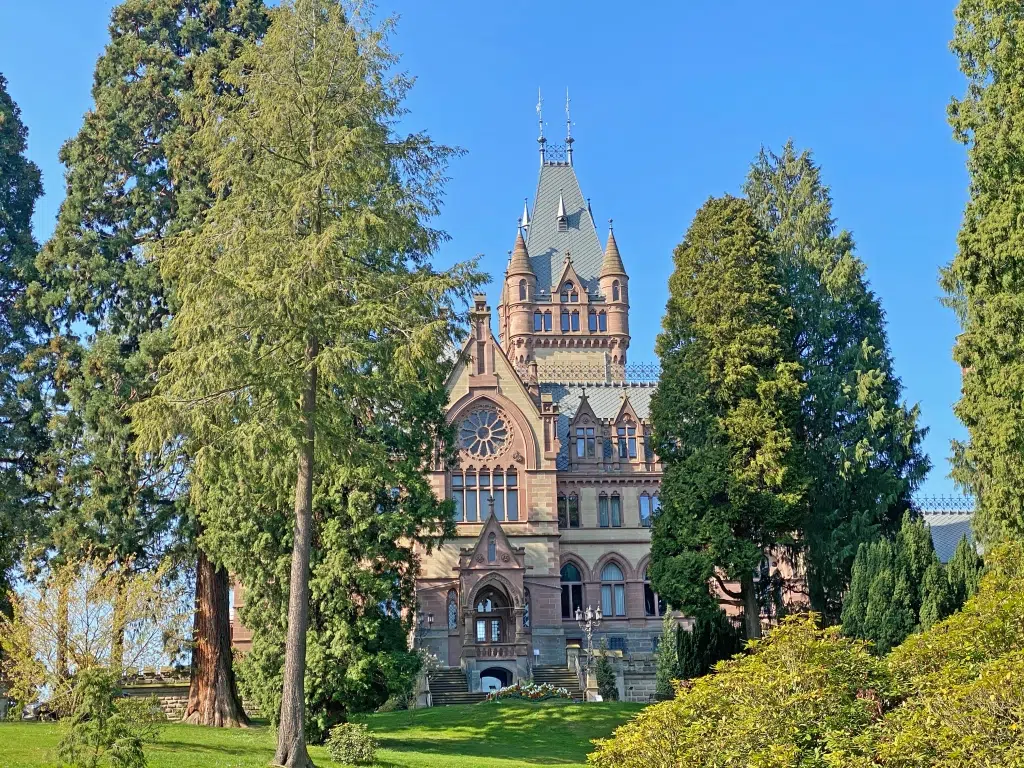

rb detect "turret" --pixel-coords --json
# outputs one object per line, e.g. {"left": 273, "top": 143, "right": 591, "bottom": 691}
{"left": 502, "top": 229, "right": 537, "bottom": 362}
{"left": 599, "top": 220, "right": 630, "bottom": 369}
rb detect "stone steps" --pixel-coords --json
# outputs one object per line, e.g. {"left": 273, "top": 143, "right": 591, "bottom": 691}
{"left": 532, "top": 666, "right": 584, "bottom": 700}
{"left": 429, "top": 669, "right": 487, "bottom": 706}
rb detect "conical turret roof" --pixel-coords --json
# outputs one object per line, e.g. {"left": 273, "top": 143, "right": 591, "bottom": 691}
{"left": 508, "top": 229, "right": 534, "bottom": 277}
{"left": 600, "top": 222, "right": 626, "bottom": 277}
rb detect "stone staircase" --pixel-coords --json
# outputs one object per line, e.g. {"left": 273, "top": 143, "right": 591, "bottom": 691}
{"left": 429, "top": 668, "right": 486, "bottom": 706}
{"left": 532, "top": 665, "right": 585, "bottom": 701}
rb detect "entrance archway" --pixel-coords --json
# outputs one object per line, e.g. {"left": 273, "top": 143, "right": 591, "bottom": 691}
{"left": 480, "top": 666, "right": 512, "bottom": 692}
{"left": 473, "top": 586, "right": 512, "bottom": 645}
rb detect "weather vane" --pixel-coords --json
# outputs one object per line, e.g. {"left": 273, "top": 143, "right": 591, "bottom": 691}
{"left": 536, "top": 88, "right": 544, "bottom": 139}
{"left": 565, "top": 88, "right": 573, "bottom": 139}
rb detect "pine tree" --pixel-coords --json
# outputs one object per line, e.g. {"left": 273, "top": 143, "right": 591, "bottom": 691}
{"left": 595, "top": 640, "right": 619, "bottom": 701}
{"left": 34, "top": 0, "right": 267, "bottom": 724}
{"left": 942, "top": 3, "right": 1024, "bottom": 542}
{"left": 744, "top": 144, "right": 929, "bottom": 624}
{"left": 650, "top": 195, "right": 805, "bottom": 640}
{"left": 655, "top": 614, "right": 679, "bottom": 698}
{"left": 947, "top": 535, "right": 983, "bottom": 607}
{"left": 0, "top": 74, "right": 46, "bottom": 618}
{"left": 132, "top": 1, "right": 481, "bottom": 763}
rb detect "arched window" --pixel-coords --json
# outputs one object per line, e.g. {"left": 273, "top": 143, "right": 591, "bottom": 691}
{"left": 598, "top": 494, "right": 622, "bottom": 528}
{"left": 543, "top": 311, "right": 552, "bottom": 331}
{"left": 612, "top": 280, "right": 620, "bottom": 301}
{"left": 601, "top": 562, "right": 626, "bottom": 616}
{"left": 524, "top": 588, "right": 531, "bottom": 628}
{"left": 534, "top": 311, "right": 543, "bottom": 331}
{"left": 519, "top": 279, "right": 527, "bottom": 300}
{"left": 639, "top": 493, "right": 652, "bottom": 528}
{"left": 570, "top": 310, "right": 580, "bottom": 331}
{"left": 474, "top": 588, "right": 507, "bottom": 643}
{"left": 588, "top": 310, "right": 597, "bottom": 332}
{"left": 643, "top": 568, "right": 666, "bottom": 617}
{"left": 447, "top": 589, "right": 458, "bottom": 629}
{"left": 487, "top": 533, "right": 496, "bottom": 563}
{"left": 561, "top": 310, "right": 570, "bottom": 332}
{"left": 599, "top": 493, "right": 609, "bottom": 528}
{"left": 561, "top": 282, "right": 573, "bottom": 302}
{"left": 598, "top": 311, "right": 607, "bottom": 331}
{"left": 561, "top": 563, "right": 584, "bottom": 618}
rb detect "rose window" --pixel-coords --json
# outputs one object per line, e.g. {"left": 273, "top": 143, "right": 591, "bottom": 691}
{"left": 459, "top": 408, "right": 510, "bottom": 457}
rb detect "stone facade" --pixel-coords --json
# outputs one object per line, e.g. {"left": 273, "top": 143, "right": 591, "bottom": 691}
{"left": 413, "top": 145, "right": 670, "bottom": 695}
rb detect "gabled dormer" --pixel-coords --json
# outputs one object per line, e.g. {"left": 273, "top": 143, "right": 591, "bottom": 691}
{"left": 569, "top": 391, "right": 600, "bottom": 466}
{"left": 460, "top": 512, "right": 526, "bottom": 572}
{"left": 612, "top": 393, "right": 641, "bottom": 462}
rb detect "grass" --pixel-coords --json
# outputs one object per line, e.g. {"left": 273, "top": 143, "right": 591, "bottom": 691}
{"left": 0, "top": 700, "right": 644, "bottom": 767}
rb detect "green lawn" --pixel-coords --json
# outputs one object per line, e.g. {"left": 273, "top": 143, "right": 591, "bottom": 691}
{"left": 0, "top": 700, "right": 643, "bottom": 767}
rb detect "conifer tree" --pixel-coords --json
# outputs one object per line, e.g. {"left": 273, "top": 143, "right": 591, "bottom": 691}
{"left": 942, "top": 2, "right": 1024, "bottom": 542}
{"left": 132, "top": 1, "right": 481, "bottom": 764}
{"left": 650, "top": 196, "right": 805, "bottom": 640}
{"left": 654, "top": 615, "right": 679, "bottom": 698}
{"left": 33, "top": 0, "right": 267, "bottom": 725}
{"left": 0, "top": 74, "right": 46, "bottom": 617}
{"left": 946, "top": 535, "right": 983, "bottom": 607}
{"left": 744, "top": 143, "right": 928, "bottom": 624}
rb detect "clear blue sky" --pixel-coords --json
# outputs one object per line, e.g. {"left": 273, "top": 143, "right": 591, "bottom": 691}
{"left": 0, "top": 1, "right": 967, "bottom": 497}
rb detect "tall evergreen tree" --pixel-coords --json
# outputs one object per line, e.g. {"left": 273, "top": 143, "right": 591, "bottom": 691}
{"left": 650, "top": 196, "right": 805, "bottom": 640}
{"left": 0, "top": 74, "right": 46, "bottom": 618}
{"left": 946, "top": 534, "right": 983, "bottom": 607}
{"left": 942, "top": 3, "right": 1024, "bottom": 543}
{"left": 744, "top": 143, "right": 928, "bottom": 624}
{"left": 33, "top": 0, "right": 267, "bottom": 725}
{"left": 132, "top": 1, "right": 481, "bottom": 764}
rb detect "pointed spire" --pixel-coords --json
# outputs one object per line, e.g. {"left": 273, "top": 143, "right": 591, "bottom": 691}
{"left": 508, "top": 227, "right": 533, "bottom": 277}
{"left": 601, "top": 219, "right": 626, "bottom": 277}
{"left": 556, "top": 190, "right": 566, "bottom": 220}
{"left": 521, "top": 198, "right": 531, "bottom": 230}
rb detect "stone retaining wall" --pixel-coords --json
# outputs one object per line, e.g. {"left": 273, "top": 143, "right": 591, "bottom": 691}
{"left": 122, "top": 683, "right": 189, "bottom": 719}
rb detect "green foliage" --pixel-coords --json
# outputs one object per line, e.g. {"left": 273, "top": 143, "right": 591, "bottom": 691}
{"left": 656, "top": 611, "right": 743, "bottom": 697}
{"left": 650, "top": 195, "right": 805, "bottom": 636}
{"left": 590, "top": 616, "right": 895, "bottom": 768}
{"left": 745, "top": 143, "right": 928, "bottom": 624}
{"left": 946, "top": 535, "right": 983, "bottom": 607}
{"left": 941, "top": 2, "right": 1024, "bottom": 543}
{"left": 842, "top": 514, "right": 958, "bottom": 653}
{"left": 131, "top": 0, "right": 484, "bottom": 743}
{"left": 595, "top": 642, "right": 618, "bottom": 702}
{"left": 57, "top": 668, "right": 164, "bottom": 768}
{"left": 0, "top": 73, "right": 46, "bottom": 617}
{"left": 324, "top": 722, "right": 377, "bottom": 766}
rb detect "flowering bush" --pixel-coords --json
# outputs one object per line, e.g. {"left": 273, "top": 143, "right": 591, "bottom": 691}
{"left": 485, "top": 681, "right": 573, "bottom": 702}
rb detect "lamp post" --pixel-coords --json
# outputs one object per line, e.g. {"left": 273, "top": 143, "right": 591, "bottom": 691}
{"left": 574, "top": 604, "right": 602, "bottom": 669}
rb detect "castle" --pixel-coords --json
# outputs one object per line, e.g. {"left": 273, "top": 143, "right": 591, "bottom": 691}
{"left": 410, "top": 130, "right": 666, "bottom": 698}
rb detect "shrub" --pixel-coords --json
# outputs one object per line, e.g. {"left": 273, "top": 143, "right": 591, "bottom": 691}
{"left": 325, "top": 722, "right": 377, "bottom": 766}
{"left": 57, "top": 668, "right": 164, "bottom": 768}
{"left": 595, "top": 643, "right": 618, "bottom": 701}
{"left": 374, "top": 693, "right": 408, "bottom": 713}
{"left": 589, "top": 616, "right": 894, "bottom": 768}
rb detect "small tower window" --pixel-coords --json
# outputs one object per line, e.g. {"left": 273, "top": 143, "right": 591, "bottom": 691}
{"left": 519, "top": 279, "right": 527, "bottom": 301}
{"left": 534, "top": 311, "right": 543, "bottom": 331}
{"left": 598, "top": 311, "right": 607, "bottom": 332}
{"left": 544, "top": 311, "right": 552, "bottom": 331}
{"left": 588, "top": 311, "right": 597, "bottom": 332}
{"left": 447, "top": 589, "right": 458, "bottom": 628}
{"left": 612, "top": 280, "right": 620, "bottom": 302}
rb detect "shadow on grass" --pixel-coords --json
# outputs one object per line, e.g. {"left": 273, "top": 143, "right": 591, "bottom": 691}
{"left": 153, "top": 740, "right": 263, "bottom": 757}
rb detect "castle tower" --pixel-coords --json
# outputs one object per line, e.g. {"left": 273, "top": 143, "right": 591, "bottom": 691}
{"left": 497, "top": 130, "right": 631, "bottom": 383}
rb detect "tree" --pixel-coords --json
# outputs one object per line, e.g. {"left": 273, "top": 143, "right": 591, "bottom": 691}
{"left": 745, "top": 143, "right": 929, "bottom": 624}
{"left": 595, "top": 641, "right": 619, "bottom": 701}
{"left": 842, "top": 514, "right": 960, "bottom": 653}
{"left": 946, "top": 535, "right": 983, "bottom": 608}
{"left": 132, "top": 1, "right": 481, "bottom": 764}
{"left": 0, "top": 74, "right": 46, "bottom": 620}
{"left": 650, "top": 195, "right": 805, "bottom": 640}
{"left": 33, "top": 0, "right": 267, "bottom": 725}
{"left": 654, "top": 615, "right": 679, "bottom": 698}
{"left": 942, "top": 2, "right": 1024, "bottom": 543}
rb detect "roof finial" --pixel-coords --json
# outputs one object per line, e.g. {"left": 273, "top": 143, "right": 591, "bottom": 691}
{"left": 609, "top": 217, "right": 614, "bottom": 232}
{"left": 557, "top": 190, "right": 566, "bottom": 220}
{"left": 536, "top": 88, "right": 546, "bottom": 165}
{"left": 521, "top": 198, "right": 531, "bottom": 231}
{"left": 565, "top": 88, "right": 574, "bottom": 166}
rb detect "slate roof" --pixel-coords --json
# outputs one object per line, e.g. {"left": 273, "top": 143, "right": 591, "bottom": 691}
{"left": 921, "top": 509, "right": 975, "bottom": 563}
{"left": 526, "top": 162, "right": 605, "bottom": 294}
{"left": 539, "top": 382, "right": 656, "bottom": 470}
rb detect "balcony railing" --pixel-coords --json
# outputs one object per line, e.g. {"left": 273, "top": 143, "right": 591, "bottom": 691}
{"left": 472, "top": 643, "right": 518, "bottom": 659}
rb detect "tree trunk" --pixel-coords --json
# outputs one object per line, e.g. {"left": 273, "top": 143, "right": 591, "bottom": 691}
{"left": 182, "top": 544, "right": 249, "bottom": 727}
{"left": 110, "top": 571, "right": 126, "bottom": 674}
{"left": 741, "top": 573, "right": 762, "bottom": 640}
{"left": 55, "top": 578, "right": 70, "bottom": 680}
{"left": 274, "top": 337, "right": 317, "bottom": 768}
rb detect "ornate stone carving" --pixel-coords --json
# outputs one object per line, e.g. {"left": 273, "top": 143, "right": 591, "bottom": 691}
{"left": 458, "top": 406, "right": 513, "bottom": 459}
